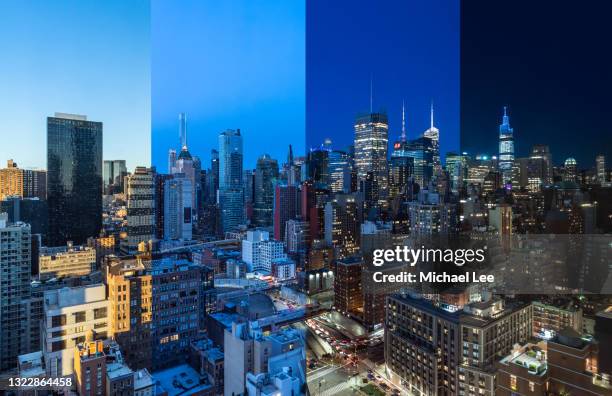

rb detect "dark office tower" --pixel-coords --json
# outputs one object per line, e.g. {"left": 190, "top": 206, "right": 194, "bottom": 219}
{"left": 273, "top": 184, "right": 298, "bottom": 241}
{"left": 498, "top": 106, "right": 515, "bottom": 186}
{"left": 243, "top": 170, "right": 254, "bottom": 222}
{"left": 301, "top": 180, "right": 329, "bottom": 243}
{"left": 154, "top": 173, "right": 173, "bottom": 240}
{"left": 103, "top": 160, "right": 127, "bottom": 195}
{"left": 253, "top": 154, "right": 279, "bottom": 227}
{"left": 307, "top": 144, "right": 330, "bottom": 186}
{"left": 405, "top": 137, "right": 434, "bottom": 188}
{"left": 354, "top": 112, "right": 389, "bottom": 200}
{"left": 218, "top": 129, "right": 244, "bottom": 234}
{"left": 389, "top": 156, "right": 414, "bottom": 199}
{"left": 531, "top": 145, "right": 553, "bottom": 185}
{"left": 47, "top": 113, "right": 102, "bottom": 246}
{"left": 324, "top": 194, "right": 360, "bottom": 258}
{"left": 124, "top": 167, "right": 156, "bottom": 254}
{"left": 0, "top": 214, "right": 31, "bottom": 371}
{"left": 446, "top": 152, "right": 469, "bottom": 193}
{"left": 334, "top": 256, "right": 363, "bottom": 315}
{"left": 0, "top": 196, "right": 48, "bottom": 243}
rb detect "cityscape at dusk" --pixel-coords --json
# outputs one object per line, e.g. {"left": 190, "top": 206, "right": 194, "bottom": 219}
{"left": 0, "top": 1, "right": 611, "bottom": 396}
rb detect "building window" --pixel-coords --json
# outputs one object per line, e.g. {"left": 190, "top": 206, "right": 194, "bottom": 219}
{"left": 74, "top": 311, "right": 86, "bottom": 323}
{"left": 51, "top": 314, "right": 66, "bottom": 327}
{"left": 94, "top": 307, "right": 107, "bottom": 319}
{"left": 510, "top": 375, "right": 517, "bottom": 391}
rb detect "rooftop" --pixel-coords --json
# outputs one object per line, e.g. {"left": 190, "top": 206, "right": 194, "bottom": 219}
{"left": 153, "top": 364, "right": 212, "bottom": 396}
{"left": 107, "top": 362, "right": 133, "bottom": 380}
{"left": 500, "top": 343, "right": 547, "bottom": 376}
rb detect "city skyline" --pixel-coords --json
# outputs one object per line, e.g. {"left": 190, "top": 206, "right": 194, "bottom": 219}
{"left": 461, "top": 0, "right": 612, "bottom": 166}
{"left": 0, "top": 0, "right": 151, "bottom": 171}
{"left": 151, "top": 0, "right": 305, "bottom": 172}
{"left": 306, "top": 0, "right": 460, "bottom": 161}
{"left": 0, "top": 2, "right": 611, "bottom": 396}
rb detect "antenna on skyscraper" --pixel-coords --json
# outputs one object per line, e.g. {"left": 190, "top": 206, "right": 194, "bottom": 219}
{"left": 401, "top": 100, "right": 407, "bottom": 141}
{"left": 179, "top": 112, "right": 187, "bottom": 149}
{"left": 370, "top": 74, "right": 373, "bottom": 113}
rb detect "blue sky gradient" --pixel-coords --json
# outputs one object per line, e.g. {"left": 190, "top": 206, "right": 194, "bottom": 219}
{"left": 0, "top": 0, "right": 151, "bottom": 171}
{"left": 151, "top": 0, "right": 305, "bottom": 172}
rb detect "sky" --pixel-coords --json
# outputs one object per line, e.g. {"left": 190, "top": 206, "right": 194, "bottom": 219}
{"left": 306, "top": 0, "right": 460, "bottom": 162}
{"left": 151, "top": 0, "right": 305, "bottom": 172}
{"left": 461, "top": 0, "right": 612, "bottom": 167}
{"left": 0, "top": 0, "right": 151, "bottom": 171}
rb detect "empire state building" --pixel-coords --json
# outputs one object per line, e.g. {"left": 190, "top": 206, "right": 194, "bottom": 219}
{"left": 498, "top": 106, "right": 515, "bottom": 186}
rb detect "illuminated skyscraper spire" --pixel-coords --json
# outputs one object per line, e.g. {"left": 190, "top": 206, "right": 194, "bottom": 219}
{"left": 423, "top": 100, "right": 441, "bottom": 174}
{"left": 401, "top": 100, "right": 407, "bottom": 142}
{"left": 498, "top": 105, "right": 515, "bottom": 186}
{"left": 430, "top": 100, "right": 435, "bottom": 129}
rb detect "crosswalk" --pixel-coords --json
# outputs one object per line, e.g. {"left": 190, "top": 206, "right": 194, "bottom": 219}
{"left": 320, "top": 381, "right": 350, "bottom": 396}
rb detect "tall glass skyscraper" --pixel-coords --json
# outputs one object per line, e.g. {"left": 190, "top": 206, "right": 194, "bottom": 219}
{"left": 354, "top": 112, "right": 389, "bottom": 198}
{"left": 47, "top": 113, "right": 102, "bottom": 246}
{"left": 498, "top": 106, "right": 515, "bottom": 186}
{"left": 328, "top": 150, "right": 351, "bottom": 194}
{"left": 253, "top": 154, "right": 279, "bottom": 227}
{"left": 218, "top": 129, "right": 244, "bottom": 234}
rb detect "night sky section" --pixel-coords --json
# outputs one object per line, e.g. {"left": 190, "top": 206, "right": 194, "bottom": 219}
{"left": 461, "top": 0, "right": 612, "bottom": 167}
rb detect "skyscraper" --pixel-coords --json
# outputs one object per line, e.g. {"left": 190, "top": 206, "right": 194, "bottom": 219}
{"left": 596, "top": 154, "right": 606, "bottom": 184}
{"left": 0, "top": 214, "right": 31, "bottom": 371}
{"left": 307, "top": 144, "right": 330, "bottom": 187}
{"left": 47, "top": 113, "right": 102, "bottom": 246}
{"left": 354, "top": 112, "right": 389, "bottom": 200}
{"left": 167, "top": 149, "right": 176, "bottom": 174}
{"left": 253, "top": 154, "right": 279, "bottom": 227}
{"left": 405, "top": 137, "right": 434, "bottom": 188}
{"left": 218, "top": 129, "right": 244, "bottom": 234}
{"left": 564, "top": 158, "right": 578, "bottom": 182}
{"left": 390, "top": 105, "right": 415, "bottom": 198}
{"left": 273, "top": 184, "right": 299, "bottom": 241}
{"left": 498, "top": 106, "right": 515, "bottom": 186}
{"left": 328, "top": 149, "right": 351, "bottom": 193}
{"left": 324, "top": 194, "right": 360, "bottom": 258}
{"left": 208, "top": 149, "right": 220, "bottom": 204}
{"left": 531, "top": 145, "right": 553, "bottom": 185}
{"left": 423, "top": 101, "right": 441, "bottom": 174}
{"left": 102, "top": 159, "right": 127, "bottom": 195}
{"left": 170, "top": 114, "right": 197, "bottom": 212}
{"left": 163, "top": 176, "right": 193, "bottom": 241}
{"left": 124, "top": 167, "right": 156, "bottom": 253}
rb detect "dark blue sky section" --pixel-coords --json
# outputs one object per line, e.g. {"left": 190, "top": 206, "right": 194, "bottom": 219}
{"left": 461, "top": 0, "right": 612, "bottom": 166}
